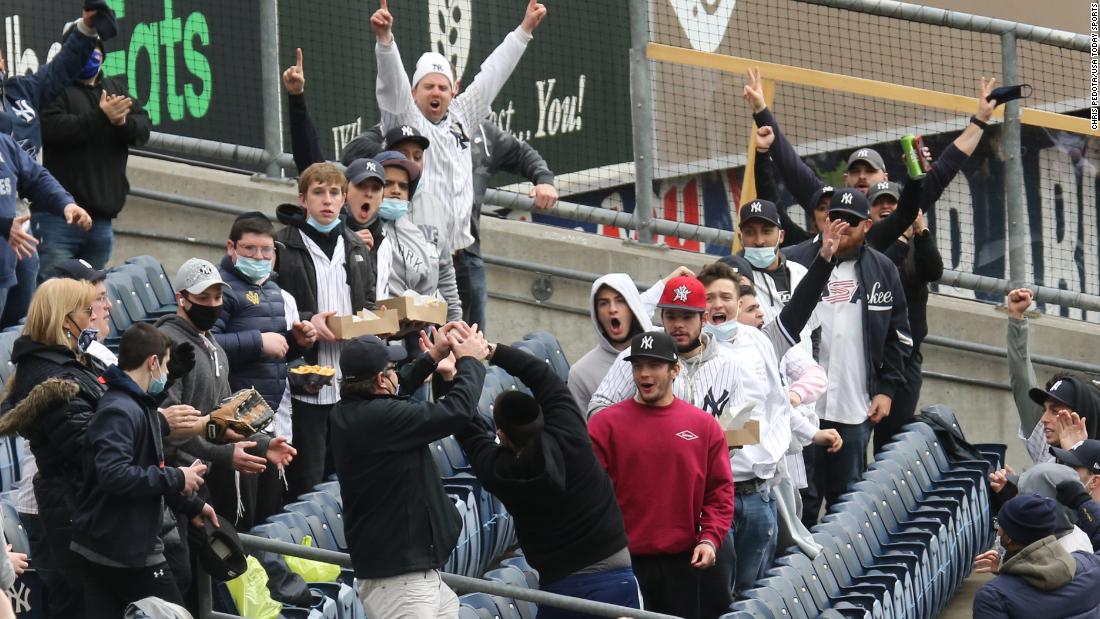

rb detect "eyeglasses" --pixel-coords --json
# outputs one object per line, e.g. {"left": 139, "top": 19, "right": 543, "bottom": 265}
{"left": 235, "top": 243, "right": 276, "bottom": 258}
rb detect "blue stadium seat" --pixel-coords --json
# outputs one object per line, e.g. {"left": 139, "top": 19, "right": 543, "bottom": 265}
{"left": 105, "top": 271, "right": 150, "bottom": 325}
{"left": 444, "top": 485, "right": 481, "bottom": 577}
{"left": 0, "top": 329, "right": 22, "bottom": 386}
{"left": 727, "top": 596, "right": 784, "bottom": 619}
{"left": 126, "top": 255, "right": 177, "bottom": 308}
{"left": 751, "top": 577, "right": 811, "bottom": 619}
{"left": 459, "top": 604, "right": 483, "bottom": 619}
{"left": 484, "top": 566, "right": 535, "bottom": 619}
{"left": 112, "top": 262, "right": 176, "bottom": 316}
{"left": 460, "top": 593, "right": 503, "bottom": 619}
{"left": 500, "top": 555, "right": 539, "bottom": 589}
{"left": 313, "top": 481, "right": 342, "bottom": 506}
{"left": 309, "top": 582, "right": 363, "bottom": 619}
{"left": 285, "top": 501, "right": 340, "bottom": 551}
{"left": 298, "top": 491, "right": 346, "bottom": 551}
{"left": 522, "top": 331, "right": 570, "bottom": 381}
{"left": 815, "top": 524, "right": 914, "bottom": 619}
{"left": 0, "top": 502, "right": 29, "bottom": 556}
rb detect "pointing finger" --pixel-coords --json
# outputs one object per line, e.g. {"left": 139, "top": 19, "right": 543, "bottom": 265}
{"left": 296, "top": 47, "right": 303, "bottom": 70}
{"left": 381, "top": 0, "right": 388, "bottom": 10}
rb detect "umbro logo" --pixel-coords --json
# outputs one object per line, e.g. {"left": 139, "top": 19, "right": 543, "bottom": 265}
{"left": 840, "top": 192, "right": 854, "bottom": 205}
{"left": 639, "top": 335, "right": 654, "bottom": 350}
{"left": 676, "top": 430, "right": 698, "bottom": 441}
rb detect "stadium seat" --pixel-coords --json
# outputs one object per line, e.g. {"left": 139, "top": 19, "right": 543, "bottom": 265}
{"left": 0, "top": 438, "right": 16, "bottom": 493}
{"left": 440, "top": 435, "right": 474, "bottom": 473}
{"left": 432, "top": 440, "right": 458, "bottom": 477}
{"left": 103, "top": 278, "right": 137, "bottom": 334}
{"left": 444, "top": 485, "right": 482, "bottom": 577}
{"left": 0, "top": 502, "right": 29, "bottom": 556}
{"left": 113, "top": 262, "right": 176, "bottom": 316}
{"left": 459, "top": 593, "right": 502, "bottom": 619}
{"left": 106, "top": 271, "right": 150, "bottom": 325}
{"left": 522, "top": 331, "right": 570, "bottom": 381}
{"left": 285, "top": 501, "right": 341, "bottom": 551}
{"left": 483, "top": 566, "right": 535, "bottom": 619}
{"left": 298, "top": 491, "right": 346, "bottom": 551}
{"left": 309, "top": 582, "right": 363, "bottom": 619}
{"left": 727, "top": 596, "right": 785, "bottom": 619}
{"left": 815, "top": 523, "right": 914, "bottom": 619}
{"left": 126, "top": 256, "right": 177, "bottom": 308}
{"left": 500, "top": 555, "right": 539, "bottom": 589}
{"left": 251, "top": 521, "right": 297, "bottom": 544}
{"left": 313, "top": 481, "right": 342, "bottom": 505}
{"left": 751, "top": 577, "right": 810, "bottom": 619}
{"left": 459, "top": 604, "right": 483, "bottom": 619}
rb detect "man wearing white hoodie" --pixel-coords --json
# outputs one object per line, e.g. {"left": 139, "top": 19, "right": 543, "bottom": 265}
{"left": 567, "top": 267, "right": 690, "bottom": 412}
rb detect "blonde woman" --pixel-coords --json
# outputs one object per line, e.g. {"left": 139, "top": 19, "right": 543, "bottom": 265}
{"left": 0, "top": 277, "right": 104, "bottom": 617}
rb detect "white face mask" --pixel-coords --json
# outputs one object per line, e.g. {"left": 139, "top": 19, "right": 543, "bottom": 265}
{"left": 703, "top": 317, "right": 740, "bottom": 341}
{"left": 743, "top": 238, "right": 781, "bottom": 269}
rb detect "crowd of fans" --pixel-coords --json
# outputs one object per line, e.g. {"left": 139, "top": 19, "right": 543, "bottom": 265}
{"left": 0, "top": 1, "right": 1098, "bottom": 619}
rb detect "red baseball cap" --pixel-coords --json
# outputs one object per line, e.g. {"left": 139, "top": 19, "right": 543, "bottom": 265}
{"left": 658, "top": 276, "right": 706, "bottom": 312}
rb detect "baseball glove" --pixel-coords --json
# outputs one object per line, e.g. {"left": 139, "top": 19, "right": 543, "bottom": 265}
{"left": 205, "top": 388, "right": 275, "bottom": 442}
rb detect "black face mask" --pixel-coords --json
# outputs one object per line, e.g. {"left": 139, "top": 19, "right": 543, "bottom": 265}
{"left": 184, "top": 299, "right": 221, "bottom": 332}
{"left": 986, "top": 84, "right": 1032, "bottom": 105}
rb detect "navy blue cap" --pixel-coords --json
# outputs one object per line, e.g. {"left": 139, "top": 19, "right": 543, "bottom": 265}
{"left": 739, "top": 199, "right": 781, "bottom": 227}
{"left": 53, "top": 258, "right": 105, "bottom": 283}
{"left": 383, "top": 125, "right": 430, "bottom": 151}
{"left": 1030, "top": 377, "right": 1078, "bottom": 410}
{"left": 1051, "top": 439, "right": 1100, "bottom": 474}
{"left": 340, "top": 335, "right": 407, "bottom": 382}
{"left": 345, "top": 158, "right": 384, "bottom": 186}
{"left": 829, "top": 188, "right": 871, "bottom": 220}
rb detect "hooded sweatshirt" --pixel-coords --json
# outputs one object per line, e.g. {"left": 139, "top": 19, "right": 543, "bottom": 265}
{"left": 973, "top": 535, "right": 1100, "bottom": 618}
{"left": 567, "top": 274, "right": 660, "bottom": 411}
{"left": 1017, "top": 463, "right": 1096, "bottom": 554}
{"left": 375, "top": 215, "right": 462, "bottom": 322}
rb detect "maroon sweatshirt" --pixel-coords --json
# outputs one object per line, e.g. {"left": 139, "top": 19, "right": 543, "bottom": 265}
{"left": 589, "top": 397, "right": 734, "bottom": 556}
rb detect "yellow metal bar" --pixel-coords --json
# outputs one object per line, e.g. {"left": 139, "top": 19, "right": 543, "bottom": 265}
{"left": 646, "top": 42, "right": 1096, "bottom": 135}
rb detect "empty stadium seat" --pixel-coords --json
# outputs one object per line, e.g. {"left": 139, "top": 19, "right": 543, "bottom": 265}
{"left": 0, "top": 329, "right": 21, "bottom": 386}
{"left": 483, "top": 566, "right": 535, "bottom": 619}
{"left": 126, "top": 256, "right": 177, "bottom": 308}
{"left": 298, "top": 491, "right": 346, "bottom": 551}
{"left": 459, "top": 593, "right": 502, "bottom": 619}
{"left": 522, "top": 331, "right": 570, "bottom": 381}
{"left": 0, "top": 502, "right": 29, "bottom": 556}
{"left": 500, "top": 555, "right": 539, "bottom": 589}
{"left": 309, "top": 582, "right": 363, "bottom": 619}
{"left": 285, "top": 501, "right": 340, "bottom": 552}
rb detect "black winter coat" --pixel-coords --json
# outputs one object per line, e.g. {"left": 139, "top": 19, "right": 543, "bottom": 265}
{"left": 331, "top": 353, "right": 485, "bottom": 578}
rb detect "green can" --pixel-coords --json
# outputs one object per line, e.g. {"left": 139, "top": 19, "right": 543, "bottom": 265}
{"left": 900, "top": 134, "right": 925, "bottom": 179}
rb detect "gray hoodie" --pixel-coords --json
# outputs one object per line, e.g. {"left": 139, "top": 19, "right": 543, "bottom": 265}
{"left": 567, "top": 274, "right": 659, "bottom": 411}
{"left": 376, "top": 216, "right": 463, "bottom": 322}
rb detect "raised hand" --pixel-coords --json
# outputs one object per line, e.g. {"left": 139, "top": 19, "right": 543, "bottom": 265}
{"left": 521, "top": 0, "right": 548, "bottom": 34}
{"left": 664, "top": 265, "right": 695, "bottom": 282}
{"left": 1005, "top": 287, "right": 1033, "bottom": 320}
{"left": 973, "top": 549, "right": 1001, "bottom": 574}
{"left": 989, "top": 468, "right": 1009, "bottom": 493}
{"left": 449, "top": 323, "right": 490, "bottom": 361}
{"left": 977, "top": 76, "right": 997, "bottom": 122}
{"left": 754, "top": 126, "right": 775, "bottom": 152}
{"left": 6, "top": 214, "right": 38, "bottom": 260}
{"left": 1057, "top": 409, "right": 1088, "bottom": 449}
{"left": 742, "top": 67, "right": 766, "bottom": 113}
{"left": 818, "top": 217, "right": 848, "bottom": 262}
{"left": 282, "top": 47, "right": 305, "bottom": 95}
{"left": 371, "top": 0, "right": 394, "bottom": 44}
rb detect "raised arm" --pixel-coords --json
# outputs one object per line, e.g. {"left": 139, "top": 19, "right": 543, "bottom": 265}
{"left": 372, "top": 0, "right": 417, "bottom": 126}
{"left": 867, "top": 177, "right": 923, "bottom": 251}
{"left": 743, "top": 68, "right": 826, "bottom": 210}
{"left": 1006, "top": 288, "right": 1044, "bottom": 434}
{"left": 490, "top": 344, "right": 583, "bottom": 432}
{"left": 450, "top": 1, "right": 545, "bottom": 124}
{"left": 282, "top": 48, "right": 326, "bottom": 172}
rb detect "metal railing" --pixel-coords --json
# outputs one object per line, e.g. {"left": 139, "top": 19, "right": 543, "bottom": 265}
{"left": 199, "top": 534, "right": 678, "bottom": 619}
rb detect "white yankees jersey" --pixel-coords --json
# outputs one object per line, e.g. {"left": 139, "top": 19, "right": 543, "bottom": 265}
{"left": 375, "top": 28, "right": 533, "bottom": 253}
{"left": 295, "top": 231, "right": 352, "bottom": 406}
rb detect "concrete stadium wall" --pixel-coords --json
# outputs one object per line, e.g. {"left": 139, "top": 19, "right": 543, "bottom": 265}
{"left": 119, "top": 156, "right": 1100, "bottom": 471}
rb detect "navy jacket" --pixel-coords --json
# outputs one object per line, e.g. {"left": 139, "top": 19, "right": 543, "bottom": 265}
{"left": 974, "top": 547, "right": 1100, "bottom": 618}
{"left": 0, "top": 25, "right": 96, "bottom": 159}
{"left": 213, "top": 256, "right": 306, "bottom": 408}
{"left": 786, "top": 241, "right": 913, "bottom": 400}
{"left": 72, "top": 365, "right": 203, "bottom": 567}
{"left": 0, "top": 134, "right": 73, "bottom": 288}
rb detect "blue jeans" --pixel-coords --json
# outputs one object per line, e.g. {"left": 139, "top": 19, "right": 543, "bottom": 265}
{"left": 539, "top": 567, "right": 641, "bottom": 619}
{"left": 0, "top": 252, "right": 39, "bottom": 329}
{"left": 732, "top": 486, "right": 778, "bottom": 593}
{"left": 454, "top": 250, "right": 487, "bottom": 333}
{"left": 32, "top": 212, "right": 114, "bottom": 283}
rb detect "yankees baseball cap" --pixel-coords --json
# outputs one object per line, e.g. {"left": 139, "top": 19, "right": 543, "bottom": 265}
{"left": 375, "top": 150, "right": 422, "bottom": 184}
{"left": 173, "top": 258, "right": 229, "bottom": 295}
{"left": 867, "top": 181, "right": 902, "bottom": 204}
{"left": 1050, "top": 439, "right": 1100, "bottom": 473}
{"left": 412, "top": 52, "right": 454, "bottom": 88}
{"left": 719, "top": 254, "right": 754, "bottom": 279}
{"left": 1030, "top": 377, "right": 1078, "bottom": 409}
{"left": 847, "top": 148, "right": 886, "bottom": 172}
{"left": 345, "top": 158, "right": 385, "bottom": 186}
{"left": 657, "top": 276, "right": 706, "bottom": 312}
{"left": 53, "top": 258, "right": 105, "bottom": 283}
{"left": 340, "top": 335, "right": 407, "bottom": 382}
{"left": 739, "top": 199, "right": 781, "bottom": 227}
{"left": 383, "top": 125, "right": 430, "bottom": 151}
{"left": 829, "top": 188, "right": 871, "bottom": 220}
{"left": 624, "top": 331, "right": 679, "bottom": 364}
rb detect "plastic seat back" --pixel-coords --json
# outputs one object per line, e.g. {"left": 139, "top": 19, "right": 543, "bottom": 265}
{"left": 298, "top": 491, "right": 346, "bottom": 551}
{"left": 285, "top": 501, "right": 340, "bottom": 551}
{"left": 523, "top": 331, "right": 570, "bottom": 380}
{"left": 127, "top": 255, "right": 176, "bottom": 307}
{"left": 483, "top": 566, "right": 535, "bottom": 619}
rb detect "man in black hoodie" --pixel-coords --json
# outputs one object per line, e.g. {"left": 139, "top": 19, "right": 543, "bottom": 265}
{"left": 332, "top": 323, "right": 489, "bottom": 614}
{"left": 455, "top": 344, "right": 639, "bottom": 615}
{"left": 72, "top": 323, "right": 216, "bottom": 618}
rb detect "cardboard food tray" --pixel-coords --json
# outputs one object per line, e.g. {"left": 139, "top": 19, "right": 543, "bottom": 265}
{"left": 725, "top": 420, "right": 761, "bottom": 448}
{"left": 378, "top": 295, "right": 448, "bottom": 326}
{"left": 327, "top": 308, "right": 400, "bottom": 339}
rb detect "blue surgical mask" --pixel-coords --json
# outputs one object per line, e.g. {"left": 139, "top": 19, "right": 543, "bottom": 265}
{"left": 703, "top": 320, "right": 740, "bottom": 341}
{"left": 306, "top": 216, "right": 341, "bottom": 233}
{"left": 235, "top": 256, "right": 272, "bottom": 283}
{"left": 743, "top": 242, "right": 779, "bottom": 269}
{"left": 378, "top": 198, "right": 410, "bottom": 221}
{"left": 78, "top": 51, "right": 103, "bottom": 80}
{"left": 148, "top": 359, "right": 168, "bottom": 395}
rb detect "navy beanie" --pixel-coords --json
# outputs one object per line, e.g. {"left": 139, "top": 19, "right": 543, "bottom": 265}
{"left": 998, "top": 494, "right": 1057, "bottom": 546}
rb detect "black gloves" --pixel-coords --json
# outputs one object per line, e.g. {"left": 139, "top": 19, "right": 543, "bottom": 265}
{"left": 168, "top": 341, "right": 197, "bottom": 382}
{"left": 1056, "top": 479, "right": 1093, "bottom": 510}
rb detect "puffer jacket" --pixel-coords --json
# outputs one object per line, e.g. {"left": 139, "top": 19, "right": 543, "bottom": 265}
{"left": 0, "top": 336, "right": 106, "bottom": 511}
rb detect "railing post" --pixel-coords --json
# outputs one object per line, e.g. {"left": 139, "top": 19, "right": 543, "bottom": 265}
{"left": 1000, "top": 32, "right": 1026, "bottom": 288}
{"left": 628, "top": 0, "right": 658, "bottom": 245}
{"left": 259, "top": 0, "right": 283, "bottom": 178}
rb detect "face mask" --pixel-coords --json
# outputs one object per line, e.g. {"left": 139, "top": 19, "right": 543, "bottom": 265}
{"left": 378, "top": 198, "right": 410, "bottom": 221}
{"left": 184, "top": 299, "right": 221, "bottom": 332}
{"left": 986, "top": 84, "right": 1032, "bottom": 106}
{"left": 704, "top": 320, "right": 740, "bottom": 341}
{"left": 235, "top": 256, "right": 272, "bottom": 283}
{"left": 78, "top": 52, "right": 103, "bottom": 80}
{"left": 148, "top": 358, "right": 168, "bottom": 395}
{"left": 306, "top": 216, "right": 341, "bottom": 234}
{"left": 66, "top": 315, "right": 98, "bottom": 353}
{"left": 744, "top": 241, "right": 780, "bottom": 269}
